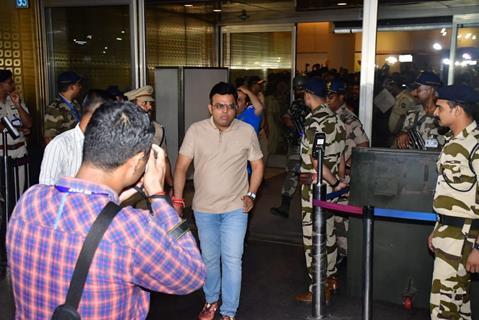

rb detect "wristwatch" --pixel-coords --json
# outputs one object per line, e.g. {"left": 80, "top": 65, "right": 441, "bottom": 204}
{"left": 246, "top": 192, "right": 257, "bottom": 201}
{"left": 474, "top": 242, "right": 479, "bottom": 251}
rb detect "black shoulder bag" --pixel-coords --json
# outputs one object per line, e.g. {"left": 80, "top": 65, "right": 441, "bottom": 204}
{"left": 51, "top": 202, "right": 122, "bottom": 320}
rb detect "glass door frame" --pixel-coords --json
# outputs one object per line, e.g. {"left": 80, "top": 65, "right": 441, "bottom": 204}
{"left": 40, "top": 0, "right": 144, "bottom": 103}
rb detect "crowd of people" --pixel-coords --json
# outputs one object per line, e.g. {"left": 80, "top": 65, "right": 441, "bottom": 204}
{"left": 0, "top": 64, "right": 478, "bottom": 320}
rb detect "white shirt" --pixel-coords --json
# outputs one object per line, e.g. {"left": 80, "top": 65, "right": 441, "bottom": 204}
{"left": 0, "top": 95, "right": 29, "bottom": 158}
{"left": 39, "top": 124, "right": 84, "bottom": 185}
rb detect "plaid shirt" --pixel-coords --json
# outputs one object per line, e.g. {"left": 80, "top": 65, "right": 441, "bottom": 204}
{"left": 7, "top": 177, "right": 205, "bottom": 319}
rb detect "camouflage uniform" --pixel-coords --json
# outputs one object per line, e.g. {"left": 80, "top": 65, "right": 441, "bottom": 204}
{"left": 388, "top": 89, "right": 420, "bottom": 135}
{"left": 431, "top": 121, "right": 479, "bottom": 320}
{"left": 281, "top": 98, "right": 310, "bottom": 197}
{"left": 401, "top": 106, "right": 445, "bottom": 151}
{"left": 300, "top": 104, "right": 346, "bottom": 291}
{"left": 43, "top": 96, "right": 81, "bottom": 140}
{"left": 334, "top": 104, "right": 369, "bottom": 257}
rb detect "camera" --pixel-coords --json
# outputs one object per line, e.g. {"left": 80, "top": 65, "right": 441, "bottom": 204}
{"left": 1, "top": 117, "right": 20, "bottom": 139}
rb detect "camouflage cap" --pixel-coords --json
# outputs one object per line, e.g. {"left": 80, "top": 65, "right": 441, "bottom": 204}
{"left": 437, "top": 85, "right": 479, "bottom": 104}
{"left": 124, "top": 85, "right": 155, "bottom": 102}
{"left": 413, "top": 71, "right": 442, "bottom": 89}
{"left": 327, "top": 79, "right": 346, "bottom": 94}
{"left": 303, "top": 77, "right": 327, "bottom": 98}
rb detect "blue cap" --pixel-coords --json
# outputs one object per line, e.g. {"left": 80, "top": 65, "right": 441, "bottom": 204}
{"left": 327, "top": 79, "right": 346, "bottom": 94}
{"left": 57, "top": 71, "right": 82, "bottom": 85}
{"left": 304, "top": 78, "right": 327, "bottom": 98}
{"left": 437, "top": 85, "right": 479, "bottom": 104}
{"left": 414, "top": 71, "right": 442, "bottom": 88}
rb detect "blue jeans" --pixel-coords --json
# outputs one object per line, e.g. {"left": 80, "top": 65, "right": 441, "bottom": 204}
{"left": 194, "top": 209, "right": 248, "bottom": 317}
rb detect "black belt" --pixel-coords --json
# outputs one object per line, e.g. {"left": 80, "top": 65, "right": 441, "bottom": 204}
{"left": 438, "top": 215, "right": 479, "bottom": 230}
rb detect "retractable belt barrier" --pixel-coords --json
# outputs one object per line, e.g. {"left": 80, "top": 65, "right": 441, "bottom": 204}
{"left": 311, "top": 186, "right": 436, "bottom": 320}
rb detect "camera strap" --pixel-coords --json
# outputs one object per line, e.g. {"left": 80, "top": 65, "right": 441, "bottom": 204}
{"left": 54, "top": 202, "right": 121, "bottom": 315}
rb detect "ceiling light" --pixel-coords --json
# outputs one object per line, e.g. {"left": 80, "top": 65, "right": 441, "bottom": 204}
{"left": 399, "top": 54, "right": 413, "bottom": 62}
{"left": 458, "top": 34, "right": 462, "bottom": 39}
{"left": 213, "top": 9, "right": 222, "bottom": 12}
{"left": 442, "top": 32, "right": 447, "bottom": 37}
{"left": 442, "top": 58, "right": 450, "bottom": 65}
{"left": 465, "top": 33, "right": 472, "bottom": 39}
{"left": 86, "top": 35, "right": 92, "bottom": 39}
{"left": 441, "top": 28, "right": 446, "bottom": 33}
{"left": 116, "top": 37, "right": 122, "bottom": 41}
{"left": 337, "top": 2, "right": 347, "bottom": 5}
{"left": 432, "top": 43, "right": 442, "bottom": 50}
{"left": 385, "top": 56, "right": 398, "bottom": 64}
{"left": 104, "top": 46, "right": 108, "bottom": 49}
{"left": 473, "top": 35, "right": 477, "bottom": 40}
{"left": 463, "top": 53, "right": 472, "bottom": 60}
{"left": 121, "top": 30, "right": 125, "bottom": 34}
{"left": 184, "top": 4, "right": 193, "bottom": 7}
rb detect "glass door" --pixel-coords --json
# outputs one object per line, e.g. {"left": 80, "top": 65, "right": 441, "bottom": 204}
{"left": 42, "top": 0, "right": 139, "bottom": 100}
{"left": 448, "top": 14, "right": 479, "bottom": 89}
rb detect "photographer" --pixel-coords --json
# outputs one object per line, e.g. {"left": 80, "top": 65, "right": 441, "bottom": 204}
{"left": 6, "top": 101, "right": 205, "bottom": 319}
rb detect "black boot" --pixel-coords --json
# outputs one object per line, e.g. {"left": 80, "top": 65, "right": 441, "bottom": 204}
{"left": 270, "top": 195, "right": 291, "bottom": 218}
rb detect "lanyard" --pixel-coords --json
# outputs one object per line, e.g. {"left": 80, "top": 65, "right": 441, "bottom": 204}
{"left": 58, "top": 95, "right": 81, "bottom": 122}
{"left": 55, "top": 185, "right": 111, "bottom": 197}
{"left": 53, "top": 185, "right": 112, "bottom": 229}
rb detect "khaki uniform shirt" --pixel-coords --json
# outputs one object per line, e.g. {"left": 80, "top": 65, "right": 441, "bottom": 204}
{"left": 402, "top": 107, "right": 445, "bottom": 150}
{"left": 300, "top": 105, "right": 346, "bottom": 188}
{"left": 336, "top": 104, "right": 369, "bottom": 161}
{"left": 0, "top": 95, "right": 28, "bottom": 158}
{"left": 434, "top": 121, "right": 479, "bottom": 219}
{"left": 388, "top": 90, "right": 420, "bottom": 135}
{"left": 152, "top": 121, "right": 167, "bottom": 151}
{"left": 179, "top": 117, "right": 263, "bottom": 213}
{"left": 44, "top": 96, "right": 81, "bottom": 140}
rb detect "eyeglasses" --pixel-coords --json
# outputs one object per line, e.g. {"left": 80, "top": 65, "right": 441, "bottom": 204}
{"left": 213, "top": 103, "right": 237, "bottom": 111}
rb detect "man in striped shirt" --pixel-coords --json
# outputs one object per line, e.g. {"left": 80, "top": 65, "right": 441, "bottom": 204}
{"left": 7, "top": 101, "right": 205, "bottom": 319}
{"left": 39, "top": 90, "right": 110, "bottom": 185}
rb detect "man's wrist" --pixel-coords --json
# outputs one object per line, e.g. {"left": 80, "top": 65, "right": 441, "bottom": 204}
{"left": 473, "top": 242, "right": 479, "bottom": 251}
{"left": 246, "top": 191, "right": 256, "bottom": 201}
{"left": 144, "top": 186, "right": 164, "bottom": 196}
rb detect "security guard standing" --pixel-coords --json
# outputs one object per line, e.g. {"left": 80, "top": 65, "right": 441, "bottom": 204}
{"left": 295, "top": 78, "right": 346, "bottom": 303}
{"left": 326, "top": 79, "right": 369, "bottom": 261}
{"left": 396, "top": 72, "right": 446, "bottom": 150}
{"left": 271, "top": 75, "right": 310, "bottom": 218}
{"left": 388, "top": 82, "right": 419, "bottom": 136}
{"left": 429, "top": 84, "right": 479, "bottom": 320}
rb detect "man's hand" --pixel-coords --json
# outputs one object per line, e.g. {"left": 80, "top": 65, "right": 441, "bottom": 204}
{"left": 334, "top": 180, "right": 348, "bottom": 192}
{"left": 300, "top": 173, "right": 313, "bottom": 185}
{"left": 466, "top": 248, "right": 479, "bottom": 273}
{"left": 427, "top": 230, "right": 435, "bottom": 252}
{"left": 396, "top": 132, "right": 410, "bottom": 149}
{"left": 10, "top": 92, "right": 20, "bottom": 106}
{"left": 241, "top": 195, "right": 254, "bottom": 213}
{"left": 143, "top": 144, "right": 166, "bottom": 196}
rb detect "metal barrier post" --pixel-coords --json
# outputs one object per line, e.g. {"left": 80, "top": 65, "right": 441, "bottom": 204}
{"left": 2, "top": 129, "right": 9, "bottom": 224}
{"left": 310, "top": 133, "right": 327, "bottom": 320}
{"left": 362, "top": 206, "right": 374, "bottom": 320}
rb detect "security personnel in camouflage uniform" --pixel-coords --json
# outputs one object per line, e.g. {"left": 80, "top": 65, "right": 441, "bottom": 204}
{"left": 388, "top": 85, "right": 419, "bottom": 136}
{"left": 271, "top": 75, "right": 310, "bottom": 218}
{"left": 295, "top": 78, "right": 347, "bottom": 303}
{"left": 396, "top": 72, "right": 446, "bottom": 150}
{"left": 43, "top": 71, "right": 82, "bottom": 145}
{"left": 326, "top": 79, "right": 369, "bottom": 260}
{"left": 429, "top": 85, "right": 479, "bottom": 320}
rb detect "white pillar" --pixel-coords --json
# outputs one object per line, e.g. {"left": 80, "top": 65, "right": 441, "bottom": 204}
{"left": 359, "top": 0, "right": 379, "bottom": 143}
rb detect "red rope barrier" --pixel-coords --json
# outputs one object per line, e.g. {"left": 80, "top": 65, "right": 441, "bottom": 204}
{"left": 313, "top": 200, "right": 363, "bottom": 216}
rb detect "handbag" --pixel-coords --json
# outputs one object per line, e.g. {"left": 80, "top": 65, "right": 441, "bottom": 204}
{"left": 51, "top": 202, "right": 121, "bottom": 320}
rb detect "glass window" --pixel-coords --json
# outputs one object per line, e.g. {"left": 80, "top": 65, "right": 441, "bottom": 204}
{"left": 223, "top": 30, "right": 292, "bottom": 156}
{"left": 453, "top": 25, "right": 479, "bottom": 90}
{"left": 145, "top": 3, "right": 215, "bottom": 83}
{"left": 45, "top": 6, "right": 131, "bottom": 96}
